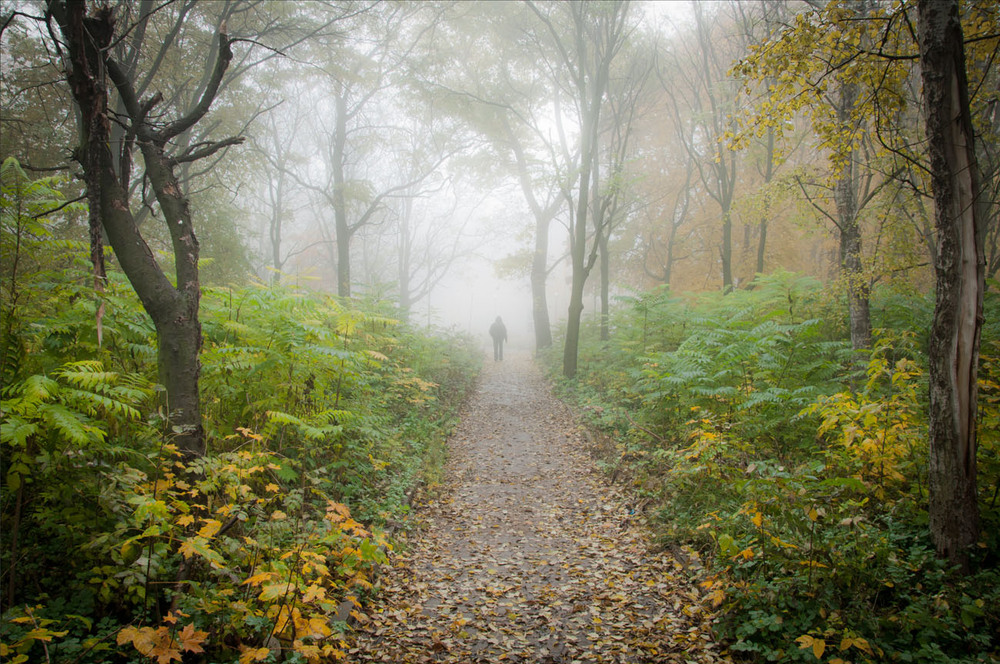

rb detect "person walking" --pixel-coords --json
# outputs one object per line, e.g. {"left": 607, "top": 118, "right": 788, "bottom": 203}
{"left": 489, "top": 316, "right": 508, "bottom": 361}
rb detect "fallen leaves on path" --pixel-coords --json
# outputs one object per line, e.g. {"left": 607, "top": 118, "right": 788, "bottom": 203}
{"left": 347, "top": 353, "right": 730, "bottom": 663}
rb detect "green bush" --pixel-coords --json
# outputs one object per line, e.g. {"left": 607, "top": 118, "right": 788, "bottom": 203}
{"left": 543, "top": 272, "right": 1000, "bottom": 664}
{"left": 1, "top": 162, "right": 481, "bottom": 663}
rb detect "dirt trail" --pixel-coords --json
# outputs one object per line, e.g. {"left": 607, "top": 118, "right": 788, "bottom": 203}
{"left": 348, "top": 352, "right": 729, "bottom": 663}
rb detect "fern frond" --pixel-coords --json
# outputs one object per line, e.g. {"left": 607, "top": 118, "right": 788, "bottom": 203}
{"left": 53, "top": 361, "right": 120, "bottom": 390}
{"left": 37, "top": 402, "right": 105, "bottom": 445}
{"left": 62, "top": 387, "right": 143, "bottom": 420}
{"left": 19, "top": 374, "right": 60, "bottom": 404}
{"left": 0, "top": 416, "right": 38, "bottom": 447}
{"left": 264, "top": 410, "right": 333, "bottom": 441}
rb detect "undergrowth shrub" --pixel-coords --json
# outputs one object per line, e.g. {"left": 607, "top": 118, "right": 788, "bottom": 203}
{"left": 544, "top": 272, "right": 1000, "bottom": 664}
{"left": 1, "top": 161, "right": 481, "bottom": 663}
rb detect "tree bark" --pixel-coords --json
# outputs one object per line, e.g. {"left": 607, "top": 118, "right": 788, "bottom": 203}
{"left": 333, "top": 93, "right": 352, "bottom": 298}
{"left": 917, "top": 0, "right": 984, "bottom": 570}
{"left": 530, "top": 216, "right": 554, "bottom": 351}
{"left": 49, "top": 0, "right": 236, "bottom": 458}
{"left": 756, "top": 126, "right": 775, "bottom": 277}
{"left": 554, "top": 1, "right": 626, "bottom": 378}
{"left": 833, "top": 79, "right": 872, "bottom": 351}
{"left": 504, "top": 118, "right": 556, "bottom": 352}
{"left": 599, "top": 230, "right": 610, "bottom": 342}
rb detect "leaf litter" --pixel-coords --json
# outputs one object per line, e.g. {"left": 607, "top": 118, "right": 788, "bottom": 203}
{"left": 348, "top": 353, "right": 731, "bottom": 663}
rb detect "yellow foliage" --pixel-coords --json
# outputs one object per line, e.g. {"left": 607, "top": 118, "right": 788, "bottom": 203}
{"left": 239, "top": 646, "right": 272, "bottom": 663}
{"left": 116, "top": 623, "right": 206, "bottom": 664}
{"left": 796, "top": 634, "right": 826, "bottom": 659}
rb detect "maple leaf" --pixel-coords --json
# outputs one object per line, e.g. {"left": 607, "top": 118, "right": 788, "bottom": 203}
{"left": 302, "top": 584, "right": 327, "bottom": 603}
{"left": 326, "top": 501, "right": 352, "bottom": 522}
{"left": 198, "top": 519, "right": 222, "bottom": 538}
{"left": 116, "top": 626, "right": 140, "bottom": 647}
{"left": 239, "top": 646, "right": 272, "bottom": 664}
{"left": 177, "top": 536, "right": 223, "bottom": 564}
{"left": 260, "top": 582, "right": 294, "bottom": 601}
{"left": 177, "top": 624, "right": 207, "bottom": 653}
{"left": 117, "top": 625, "right": 157, "bottom": 655}
{"left": 243, "top": 571, "right": 278, "bottom": 587}
{"left": 148, "top": 635, "right": 182, "bottom": 664}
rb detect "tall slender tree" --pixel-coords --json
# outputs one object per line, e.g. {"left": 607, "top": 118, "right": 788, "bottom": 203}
{"left": 526, "top": 0, "right": 634, "bottom": 378}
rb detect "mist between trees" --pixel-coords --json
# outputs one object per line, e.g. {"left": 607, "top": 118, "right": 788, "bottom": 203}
{"left": 1, "top": 1, "right": 999, "bottom": 663}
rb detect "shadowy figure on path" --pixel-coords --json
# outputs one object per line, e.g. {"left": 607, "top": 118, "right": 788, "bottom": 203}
{"left": 489, "top": 316, "right": 508, "bottom": 361}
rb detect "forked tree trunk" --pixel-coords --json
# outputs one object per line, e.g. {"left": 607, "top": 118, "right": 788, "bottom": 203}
{"left": 917, "top": 0, "right": 984, "bottom": 570}
{"left": 50, "top": 0, "right": 236, "bottom": 458}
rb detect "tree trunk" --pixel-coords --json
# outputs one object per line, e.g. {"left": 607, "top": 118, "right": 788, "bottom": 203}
{"left": 333, "top": 93, "right": 352, "bottom": 298}
{"left": 834, "top": 80, "right": 872, "bottom": 351}
{"left": 599, "top": 216, "right": 610, "bottom": 342}
{"left": 562, "top": 269, "right": 587, "bottom": 378}
{"left": 530, "top": 216, "right": 553, "bottom": 352}
{"left": 563, "top": 183, "right": 591, "bottom": 378}
{"left": 917, "top": 0, "right": 984, "bottom": 570}
{"left": 721, "top": 208, "right": 734, "bottom": 292}
{"left": 756, "top": 127, "right": 775, "bottom": 277}
{"left": 563, "top": 92, "right": 600, "bottom": 379}
{"left": 505, "top": 117, "right": 556, "bottom": 353}
{"left": 50, "top": 0, "right": 235, "bottom": 458}
{"left": 398, "top": 196, "right": 413, "bottom": 319}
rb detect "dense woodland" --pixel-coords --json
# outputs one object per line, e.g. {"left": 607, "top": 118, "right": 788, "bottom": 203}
{"left": 1, "top": 0, "right": 999, "bottom": 662}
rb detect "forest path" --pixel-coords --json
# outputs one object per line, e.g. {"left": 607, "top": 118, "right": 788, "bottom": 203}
{"left": 348, "top": 351, "right": 729, "bottom": 663}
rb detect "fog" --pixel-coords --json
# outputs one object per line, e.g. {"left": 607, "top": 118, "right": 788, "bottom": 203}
{"left": 211, "top": 0, "right": 705, "bottom": 357}
{"left": 7, "top": 0, "right": 891, "bottom": 362}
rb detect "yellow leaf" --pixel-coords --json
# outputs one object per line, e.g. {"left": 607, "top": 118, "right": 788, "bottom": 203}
{"left": 178, "top": 539, "right": 200, "bottom": 560}
{"left": 307, "top": 616, "right": 333, "bottom": 638}
{"left": 21, "top": 628, "right": 68, "bottom": 641}
{"left": 243, "top": 572, "right": 277, "bottom": 587}
{"left": 198, "top": 519, "right": 222, "bottom": 539}
{"left": 797, "top": 634, "right": 826, "bottom": 659}
{"left": 807, "top": 507, "right": 819, "bottom": 522}
{"left": 117, "top": 626, "right": 140, "bottom": 647}
{"left": 148, "top": 636, "right": 182, "bottom": 664}
{"left": 239, "top": 646, "right": 272, "bottom": 664}
{"left": 751, "top": 511, "right": 764, "bottom": 528}
{"left": 270, "top": 510, "right": 287, "bottom": 521}
{"left": 260, "top": 582, "right": 293, "bottom": 601}
{"left": 798, "top": 560, "right": 829, "bottom": 568}
{"left": 177, "top": 624, "right": 207, "bottom": 653}
{"left": 302, "top": 584, "right": 327, "bottom": 603}
{"left": 176, "top": 515, "right": 195, "bottom": 527}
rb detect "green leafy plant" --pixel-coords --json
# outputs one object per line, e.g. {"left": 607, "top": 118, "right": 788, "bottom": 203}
{"left": 543, "top": 273, "right": 1000, "bottom": 664}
